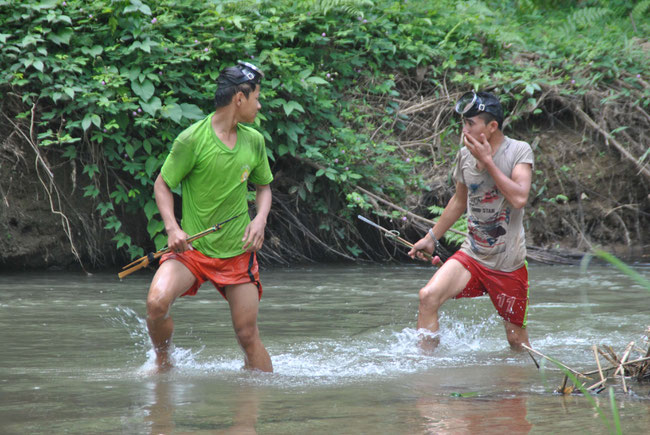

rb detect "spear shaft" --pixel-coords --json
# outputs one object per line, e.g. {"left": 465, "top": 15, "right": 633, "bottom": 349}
{"left": 118, "top": 214, "right": 241, "bottom": 279}
{"left": 357, "top": 215, "right": 437, "bottom": 262}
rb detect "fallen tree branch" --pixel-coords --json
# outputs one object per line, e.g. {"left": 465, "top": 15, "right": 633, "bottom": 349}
{"left": 571, "top": 104, "right": 650, "bottom": 179}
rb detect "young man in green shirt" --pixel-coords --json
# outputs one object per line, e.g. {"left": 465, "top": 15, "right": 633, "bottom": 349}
{"left": 146, "top": 62, "right": 274, "bottom": 373}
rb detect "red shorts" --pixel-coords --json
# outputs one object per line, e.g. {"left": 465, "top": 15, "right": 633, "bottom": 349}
{"left": 451, "top": 250, "right": 529, "bottom": 327}
{"left": 159, "top": 250, "right": 262, "bottom": 300}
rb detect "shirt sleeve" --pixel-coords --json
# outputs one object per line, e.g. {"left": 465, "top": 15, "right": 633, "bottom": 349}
{"left": 514, "top": 141, "right": 534, "bottom": 171}
{"left": 160, "top": 137, "right": 197, "bottom": 189}
{"left": 248, "top": 136, "right": 274, "bottom": 186}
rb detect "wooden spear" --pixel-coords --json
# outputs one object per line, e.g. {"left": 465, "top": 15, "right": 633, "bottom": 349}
{"left": 357, "top": 215, "right": 441, "bottom": 265}
{"left": 118, "top": 214, "right": 241, "bottom": 279}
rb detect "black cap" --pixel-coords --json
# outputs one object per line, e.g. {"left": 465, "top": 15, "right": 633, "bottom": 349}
{"left": 455, "top": 91, "right": 503, "bottom": 126}
{"left": 216, "top": 61, "right": 264, "bottom": 89}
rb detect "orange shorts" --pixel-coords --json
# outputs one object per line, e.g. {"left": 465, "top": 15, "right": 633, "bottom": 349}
{"left": 159, "top": 250, "right": 262, "bottom": 300}
{"left": 451, "top": 250, "right": 529, "bottom": 328}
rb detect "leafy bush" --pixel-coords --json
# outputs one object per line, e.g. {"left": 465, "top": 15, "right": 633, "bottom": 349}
{"left": 1, "top": 0, "right": 646, "bottom": 262}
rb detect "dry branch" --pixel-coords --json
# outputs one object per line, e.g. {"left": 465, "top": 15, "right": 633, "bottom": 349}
{"left": 526, "top": 332, "right": 650, "bottom": 395}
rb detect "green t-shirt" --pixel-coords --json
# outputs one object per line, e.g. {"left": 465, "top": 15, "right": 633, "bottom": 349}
{"left": 160, "top": 114, "right": 273, "bottom": 258}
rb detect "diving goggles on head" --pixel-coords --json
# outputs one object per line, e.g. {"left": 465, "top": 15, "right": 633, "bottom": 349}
{"left": 454, "top": 91, "right": 499, "bottom": 118}
{"left": 233, "top": 61, "right": 264, "bottom": 85}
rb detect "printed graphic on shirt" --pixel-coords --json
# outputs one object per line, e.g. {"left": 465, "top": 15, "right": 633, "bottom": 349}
{"left": 240, "top": 164, "right": 251, "bottom": 183}
{"left": 468, "top": 206, "right": 511, "bottom": 254}
{"left": 468, "top": 180, "right": 485, "bottom": 194}
{"left": 468, "top": 187, "right": 501, "bottom": 214}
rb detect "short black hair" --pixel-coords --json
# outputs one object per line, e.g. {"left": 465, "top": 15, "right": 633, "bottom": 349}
{"left": 476, "top": 111, "right": 502, "bottom": 130}
{"left": 214, "top": 81, "right": 255, "bottom": 108}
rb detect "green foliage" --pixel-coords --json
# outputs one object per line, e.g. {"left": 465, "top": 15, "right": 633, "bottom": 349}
{"left": 427, "top": 205, "right": 467, "bottom": 247}
{"left": 0, "top": 0, "right": 646, "bottom": 260}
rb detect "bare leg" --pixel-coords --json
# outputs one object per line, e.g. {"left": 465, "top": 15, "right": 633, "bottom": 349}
{"left": 146, "top": 260, "right": 196, "bottom": 372}
{"left": 225, "top": 283, "right": 273, "bottom": 372}
{"left": 417, "top": 259, "right": 471, "bottom": 352}
{"left": 504, "top": 320, "right": 530, "bottom": 351}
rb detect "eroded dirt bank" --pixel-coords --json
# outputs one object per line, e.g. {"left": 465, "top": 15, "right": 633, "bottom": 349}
{"left": 1, "top": 116, "right": 648, "bottom": 272}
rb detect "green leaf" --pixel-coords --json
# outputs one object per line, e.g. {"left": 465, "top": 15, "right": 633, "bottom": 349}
{"left": 306, "top": 76, "right": 329, "bottom": 85}
{"left": 33, "top": 60, "right": 44, "bottom": 72}
{"left": 83, "top": 185, "right": 99, "bottom": 198}
{"left": 144, "top": 155, "right": 160, "bottom": 177}
{"left": 282, "top": 100, "right": 305, "bottom": 116}
{"left": 131, "top": 79, "right": 155, "bottom": 101}
{"left": 450, "top": 392, "right": 479, "bottom": 398}
{"left": 91, "top": 114, "right": 101, "bottom": 128}
{"left": 161, "top": 104, "right": 183, "bottom": 123}
{"left": 97, "top": 202, "right": 114, "bottom": 216}
{"left": 82, "top": 115, "right": 92, "bottom": 131}
{"left": 62, "top": 145, "right": 77, "bottom": 159}
{"left": 140, "top": 96, "right": 162, "bottom": 116}
{"left": 144, "top": 199, "right": 159, "bottom": 220}
{"left": 19, "top": 34, "right": 39, "bottom": 47}
{"left": 46, "top": 28, "right": 73, "bottom": 45}
{"left": 231, "top": 15, "right": 244, "bottom": 29}
{"left": 154, "top": 234, "right": 167, "bottom": 251}
{"left": 83, "top": 164, "right": 100, "bottom": 179}
{"left": 126, "top": 67, "right": 141, "bottom": 82}
{"left": 52, "top": 14, "right": 72, "bottom": 25}
{"left": 112, "top": 232, "right": 131, "bottom": 249}
{"left": 81, "top": 45, "right": 103, "bottom": 57}
{"left": 180, "top": 103, "right": 205, "bottom": 120}
{"left": 147, "top": 218, "right": 165, "bottom": 238}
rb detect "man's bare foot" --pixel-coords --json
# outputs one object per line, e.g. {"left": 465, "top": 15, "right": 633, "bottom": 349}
{"left": 418, "top": 331, "right": 440, "bottom": 355}
{"left": 152, "top": 354, "right": 173, "bottom": 374}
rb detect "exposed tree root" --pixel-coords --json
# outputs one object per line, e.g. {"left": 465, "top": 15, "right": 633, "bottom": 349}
{"left": 2, "top": 107, "right": 88, "bottom": 273}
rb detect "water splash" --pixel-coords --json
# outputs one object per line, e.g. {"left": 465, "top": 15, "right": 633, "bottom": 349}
{"left": 109, "top": 306, "right": 151, "bottom": 351}
{"left": 107, "top": 304, "right": 522, "bottom": 386}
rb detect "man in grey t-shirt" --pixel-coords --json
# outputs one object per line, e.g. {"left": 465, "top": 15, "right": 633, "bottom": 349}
{"left": 409, "top": 91, "right": 533, "bottom": 351}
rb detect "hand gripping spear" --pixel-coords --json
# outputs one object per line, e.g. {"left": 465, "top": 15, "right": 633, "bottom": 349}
{"left": 118, "top": 214, "right": 241, "bottom": 279}
{"left": 357, "top": 215, "right": 441, "bottom": 265}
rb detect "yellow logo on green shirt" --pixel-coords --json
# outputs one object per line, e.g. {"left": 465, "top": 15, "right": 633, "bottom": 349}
{"left": 240, "top": 164, "right": 251, "bottom": 183}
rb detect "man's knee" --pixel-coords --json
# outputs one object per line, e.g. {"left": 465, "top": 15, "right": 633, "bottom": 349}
{"left": 147, "top": 289, "right": 172, "bottom": 322}
{"left": 234, "top": 324, "right": 259, "bottom": 349}
{"left": 419, "top": 285, "right": 444, "bottom": 310}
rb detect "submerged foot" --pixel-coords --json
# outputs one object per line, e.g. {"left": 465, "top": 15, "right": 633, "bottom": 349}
{"left": 418, "top": 331, "right": 441, "bottom": 355}
{"left": 151, "top": 354, "right": 174, "bottom": 374}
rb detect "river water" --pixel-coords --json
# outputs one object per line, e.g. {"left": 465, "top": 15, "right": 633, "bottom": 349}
{"left": 1, "top": 262, "right": 649, "bottom": 434}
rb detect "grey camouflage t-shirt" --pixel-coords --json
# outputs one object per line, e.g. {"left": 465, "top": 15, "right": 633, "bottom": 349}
{"left": 452, "top": 136, "right": 534, "bottom": 272}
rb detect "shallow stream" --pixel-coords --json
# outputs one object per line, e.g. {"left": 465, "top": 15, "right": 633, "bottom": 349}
{"left": 1, "top": 262, "right": 649, "bottom": 433}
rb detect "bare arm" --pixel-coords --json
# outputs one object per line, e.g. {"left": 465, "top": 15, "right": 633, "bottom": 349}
{"left": 242, "top": 184, "right": 272, "bottom": 252}
{"left": 154, "top": 174, "right": 189, "bottom": 252}
{"left": 464, "top": 133, "right": 532, "bottom": 209}
{"left": 484, "top": 161, "right": 532, "bottom": 209}
{"left": 408, "top": 181, "right": 467, "bottom": 258}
